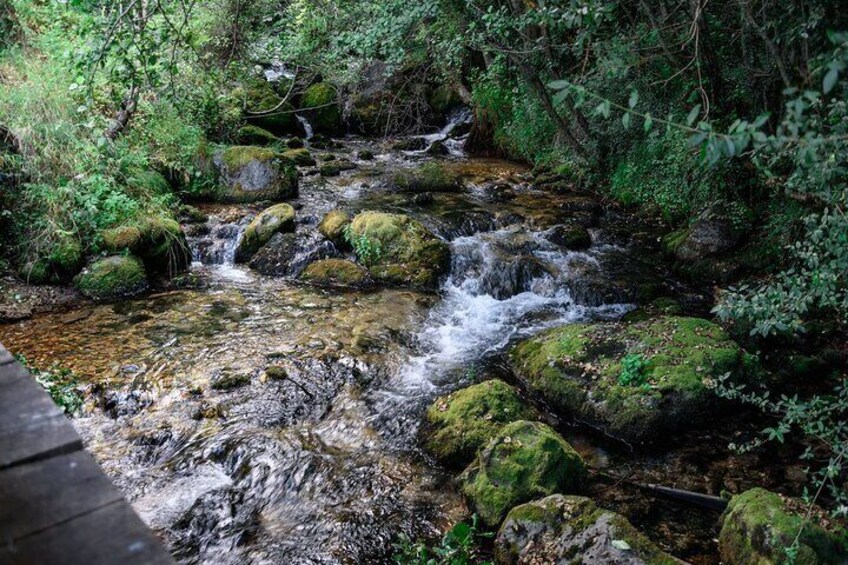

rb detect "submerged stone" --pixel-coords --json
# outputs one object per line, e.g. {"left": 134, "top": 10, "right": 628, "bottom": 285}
{"left": 511, "top": 316, "right": 753, "bottom": 445}
{"left": 214, "top": 146, "right": 298, "bottom": 203}
{"left": 393, "top": 162, "right": 461, "bottom": 193}
{"left": 235, "top": 204, "right": 296, "bottom": 263}
{"left": 461, "top": 420, "right": 587, "bottom": 526}
{"left": 496, "top": 495, "right": 678, "bottom": 565}
{"left": 719, "top": 488, "right": 848, "bottom": 565}
{"left": 300, "top": 259, "right": 372, "bottom": 288}
{"left": 281, "top": 148, "right": 316, "bottom": 167}
{"left": 74, "top": 255, "right": 149, "bottom": 301}
{"left": 348, "top": 211, "right": 450, "bottom": 289}
{"left": 425, "top": 379, "right": 536, "bottom": 468}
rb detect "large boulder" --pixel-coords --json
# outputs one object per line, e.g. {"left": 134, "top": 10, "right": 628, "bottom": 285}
{"left": 214, "top": 146, "right": 298, "bottom": 203}
{"left": 74, "top": 255, "right": 149, "bottom": 301}
{"left": 242, "top": 80, "right": 299, "bottom": 136}
{"left": 667, "top": 202, "right": 751, "bottom": 261}
{"left": 300, "top": 82, "right": 342, "bottom": 134}
{"left": 236, "top": 125, "right": 278, "bottom": 146}
{"left": 317, "top": 210, "right": 351, "bottom": 249}
{"left": 461, "top": 420, "right": 587, "bottom": 526}
{"left": 248, "top": 232, "right": 299, "bottom": 276}
{"left": 347, "top": 211, "right": 450, "bottom": 289}
{"left": 234, "top": 204, "right": 296, "bottom": 263}
{"left": 393, "top": 162, "right": 461, "bottom": 193}
{"left": 425, "top": 379, "right": 536, "bottom": 468}
{"left": 101, "top": 215, "right": 191, "bottom": 277}
{"left": 496, "top": 495, "right": 678, "bottom": 565}
{"left": 299, "top": 259, "right": 372, "bottom": 289}
{"left": 511, "top": 317, "right": 753, "bottom": 445}
{"left": 719, "top": 488, "right": 848, "bottom": 565}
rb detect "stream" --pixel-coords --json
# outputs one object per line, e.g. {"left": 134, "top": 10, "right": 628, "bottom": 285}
{"left": 0, "top": 117, "right": 800, "bottom": 564}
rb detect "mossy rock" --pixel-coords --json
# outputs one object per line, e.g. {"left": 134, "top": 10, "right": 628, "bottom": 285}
{"left": 393, "top": 162, "right": 461, "bottom": 193}
{"left": 178, "top": 205, "right": 208, "bottom": 224}
{"left": 357, "top": 150, "right": 375, "bottom": 160}
{"left": 719, "top": 488, "right": 848, "bottom": 565}
{"left": 547, "top": 224, "right": 592, "bottom": 251}
{"left": 425, "top": 379, "right": 536, "bottom": 468}
{"left": 300, "top": 82, "right": 342, "bottom": 134}
{"left": 429, "top": 84, "right": 463, "bottom": 116}
{"left": 318, "top": 210, "right": 351, "bottom": 248}
{"left": 300, "top": 259, "right": 372, "bottom": 288}
{"left": 281, "top": 148, "right": 316, "bottom": 167}
{"left": 287, "top": 137, "right": 304, "bottom": 149}
{"left": 74, "top": 255, "right": 149, "bottom": 301}
{"left": 214, "top": 146, "right": 298, "bottom": 203}
{"left": 348, "top": 211, "right": 451, "bottom": 289}
{"left": 211, "top": 369, "right": 251, "bottom": 391}
{"left": 237, "top": 125, "right": 278, "bottom": 146}
{"left": 511, "top": 316, "right": 754, "bottom": 445}
{"left": 234, "top": 203, "right": 296, "bottom": 263}
{"left": 17, "top": 235, "right": 84, "bottom": 284}
{"left": 101, "top": 215, "right": 191, "bottom": 277}
{"left": 496, "top": 494, "right": 678, "bottom": 565}
{"left": 243, "top": 80, "right": 298, "bottom": 135}
{"left": 461, "top": 420, "right": 587, "bottom": 527}
{"left": 319, "top": 163, "right": 342, "bottom": 177}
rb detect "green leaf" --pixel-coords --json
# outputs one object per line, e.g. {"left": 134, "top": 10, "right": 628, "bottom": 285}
{"left": 628, "top": 89, "right": 638, "bottom": 108}
{"left": 622, "top": 112, "right": 631, "bottom": 129}
{"left": 548, "top": 79, "right": 571, "bottom": 90}
{"left": 686, "top": 104, "right": 701, "bottom": 126}
{"left": 823, "top": 67, "right": 839, "bottom": 94}
{"left": 612, "top": 539, "right": 632, "bottom": 551}
{"left": 643, "top": 112, "right": 653, "bottom": 132}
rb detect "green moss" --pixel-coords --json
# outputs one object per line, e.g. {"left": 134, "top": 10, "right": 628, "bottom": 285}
{"left": 511, "top": 316, "right": 750, "bottom": 443}
{"left": 221, "top": 146, "right": 278, "bottom": 170}
{"left": 319, "top": 163, "right": 341, "bottom": 177}
{"left": 126, "top": 169, "right": 170, "bottom": 195}
{"left": 178, "top": 204, "right": 208, "bottom": 224}
{"left": 243, "top": 80, "right": 297, "bottom": 135}
{"left": 265, "top": 366, "right": 288, "bottom": 381}
{"left": 301, "top": 82, "right": 341, "bottom": 133}
{"left": 281, "top": 148, "right": 316, "bottom": 167}
{"left": 393, "top": 162, "right": 461, "bottom": 193}
{"left": 317, "top": 210, "right": 351, "bottom": 248}
{"left": 237, "top": 125, "right": 278, "bottom": 145}
{"left": 720, "top": 488, "right": 848, "bottom": 565}
{"left": 425, "top": 379, "right": 536, "bottom": 468}
{"left": 211, "top": 369, "right": 251, "bottom": 391}
{"left": 300, "top": 259, "right": 371, "bottom": 288}
{"left": 461, "top": 420, "right": 587, "bottom": 526}
{"left": 498, "top": 496, "right": 678, "bottom": 565}
{"left": 101, "top": 215, "right": 190, "bottom": 276}
{"left": 234, "top": 203, "right": 296, "bottom": 263}
{"left": 429, "top": 84, "right": 462, "bottom": 115}
{"left": 349, "top": 211, "right": 450, "bottom": 289}
{"left": 74, "top": 255, "right": 149, "bottom": 301}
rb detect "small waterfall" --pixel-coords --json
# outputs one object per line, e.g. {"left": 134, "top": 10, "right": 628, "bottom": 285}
{"left": 185, "top": 212, "right": 250, "bottom": 281}
{"left": 369, "top": 227, "right": 631, "bottom": 445}
{"left": 421, "top": 106, "right": 473, "bottom": 156}
{"left": 296, "top": 115, "right": 314, "bottom": 140}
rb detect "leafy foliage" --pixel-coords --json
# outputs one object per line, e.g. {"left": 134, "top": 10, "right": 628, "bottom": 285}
{"left": 392, "top": 515, "right": 492, "bottom": 565}
{"left": 16, "top": 355, "right": 84, "bottom": 415}
{"left": 344, "top": 223, "right": 383, "bottom": 267}
{"left": 618, "top": 353, "right": 649, "bottom": 388}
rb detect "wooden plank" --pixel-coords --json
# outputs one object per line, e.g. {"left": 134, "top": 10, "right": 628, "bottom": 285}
{"left": 0, "top": 450, "right": 124, "bottom": 541}
{"left": 0, "top": 343, "right": 12, "bottom": 365}
{"left": 0, "top": 501, "right": 175, "bottom": 565}
{"left": 0, "top": 362, "right": 80, "bottom": 470}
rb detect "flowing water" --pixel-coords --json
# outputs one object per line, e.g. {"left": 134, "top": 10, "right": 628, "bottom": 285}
{"left": 0, "top": 123, "right": 793, "bottom": 564}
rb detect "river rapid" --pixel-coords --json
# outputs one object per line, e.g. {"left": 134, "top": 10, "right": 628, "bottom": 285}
{"left": 0, "top": 117, "right": 800, "bottom": 564}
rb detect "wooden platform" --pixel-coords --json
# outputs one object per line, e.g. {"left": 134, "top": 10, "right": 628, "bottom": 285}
{"left": 0, "top": 342, "right": 175, "bottom": 565}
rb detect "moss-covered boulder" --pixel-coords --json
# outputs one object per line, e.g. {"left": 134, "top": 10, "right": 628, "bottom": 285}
{"left": 74, "top": 255, "right": 149, "bottom": 301}
{"left": 425, "top": 379, "right": 536, "bottom": 468}
{"left": 214, "top": 146, "right": 298, "bottom": 203}
{"left": 18, "top": 234, "right": 84, "bottom": 284}
{"left": 511, "top": 316, "right": 752, "bottom": 445}
{"left": 393, "top": 162, "right": 461, "bottom": 193}
{"left": 242, "top": 80, "right": 298, "bottom": 136}
{"left": 301, "top": 82, "right": 342, "bottom": 134}
{"left": 234, "top": 203, "right": 296, "bottom": 263}
{"left": 547, "top": 223, "right": 592, "bottom": 251}
{"left": 101, "top": 215, "right": 191, "bottom": 276}
{"left": 496, "top": 495, "right": 678, "bottom": 565}
{"left": 237, "top": 125, "right": 278, "bottom": 146}
{"left": 318, "top": 210, "right": 351, "bottom": 249}
{"left": 281, "top": 148, "right": 316, "bottom": 167}
{"left": 300, "top": 259, "right": 372, "bottom": 288}
{"left": 348, "top": 211, "right": 450, "bottom": 289}
{"left": 461, "top": 420, "right": 587, "bottom": 526}
{"left": 719, "top": 488, "right": 848, "bottom": 565}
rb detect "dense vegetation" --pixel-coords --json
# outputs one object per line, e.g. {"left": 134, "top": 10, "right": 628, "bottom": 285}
{"left": 1, "top": 0, "right": 847, "bottom": 562}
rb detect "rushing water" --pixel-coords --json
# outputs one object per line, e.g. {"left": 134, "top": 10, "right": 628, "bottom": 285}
{"left": 0, "top": 124, "right": 777, "bottom": 564}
